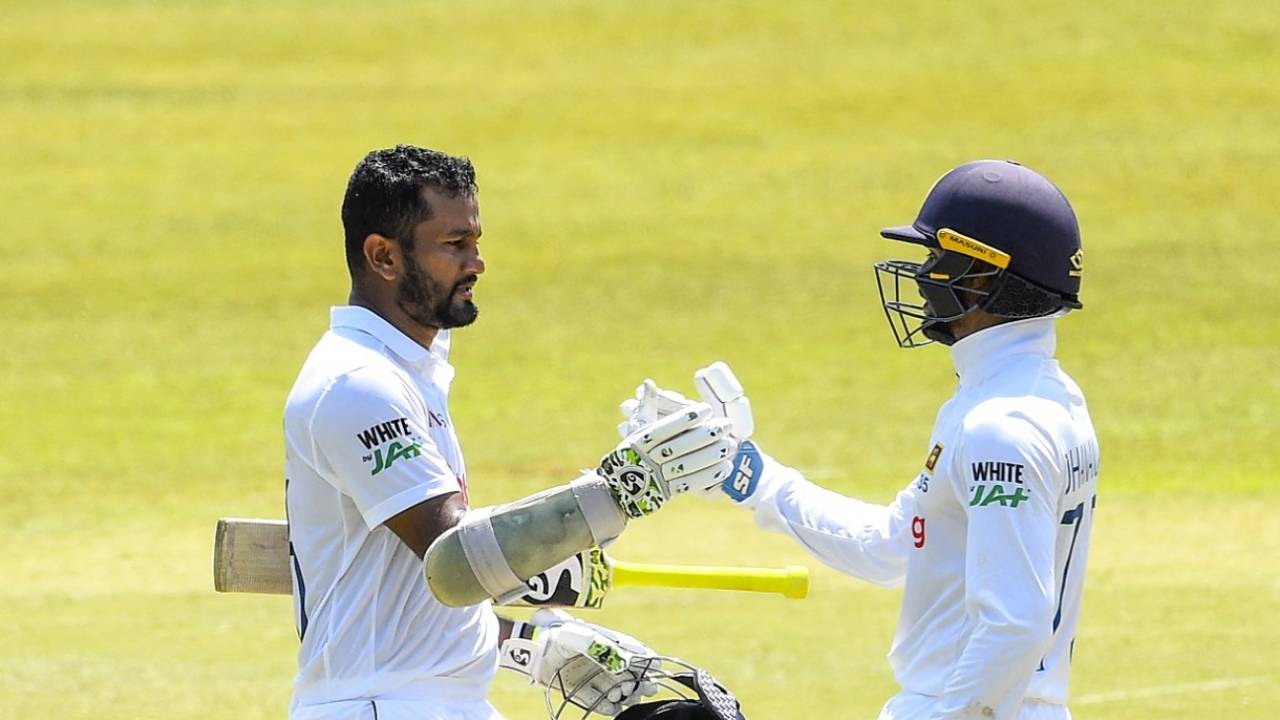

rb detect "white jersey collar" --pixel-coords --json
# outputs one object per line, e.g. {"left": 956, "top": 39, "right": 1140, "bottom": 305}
{"left": 329, "top": 306, "right": 453, "bottom": 375}
{"left": 949, "top": 315, "right": 1058, "bottom": 387}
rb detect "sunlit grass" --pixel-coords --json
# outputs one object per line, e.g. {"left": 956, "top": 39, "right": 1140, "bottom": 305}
{"left": 1, "top": 1, "right": 1277, "bottom": 717}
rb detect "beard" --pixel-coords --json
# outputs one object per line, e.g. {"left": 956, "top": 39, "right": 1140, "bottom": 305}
{"left": 396, "top": 254, "right": 479, "bottom": 330}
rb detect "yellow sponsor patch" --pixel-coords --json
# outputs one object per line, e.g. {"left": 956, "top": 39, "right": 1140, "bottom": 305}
{"left": 937, "top": 228, "right": 1011, "bottom": 269}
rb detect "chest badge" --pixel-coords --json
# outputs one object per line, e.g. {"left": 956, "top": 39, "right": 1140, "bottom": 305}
{"left": 924, "top": 443, "right": 943, "bottom": 472}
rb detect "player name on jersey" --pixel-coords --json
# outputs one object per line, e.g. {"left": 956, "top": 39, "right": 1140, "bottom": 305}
{"left": 1063, "top": 439, "right": 1099, "bottom": 495}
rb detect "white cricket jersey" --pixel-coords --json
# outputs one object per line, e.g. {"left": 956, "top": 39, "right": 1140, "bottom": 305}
{"left": 745, "top": 317, "right": 1099, "bottom": 719}
{"left": 283, "top": 306, "right": 499, "bottom": 710}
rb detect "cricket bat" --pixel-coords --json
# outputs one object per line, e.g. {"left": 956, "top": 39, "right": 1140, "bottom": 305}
{"left": 213, "top": 518, "right": 808, "bottom": 608}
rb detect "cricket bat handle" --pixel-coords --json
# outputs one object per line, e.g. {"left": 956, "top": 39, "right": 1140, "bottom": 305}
{"left": 610, "top": 560, "right": 809, "bottom": 599}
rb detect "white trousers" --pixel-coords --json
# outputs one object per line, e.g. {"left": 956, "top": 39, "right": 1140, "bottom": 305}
{"left": 290, "top": 698, "right": 504, "bottom": 720}
{"left": 877, "top": 692, "right": 1070, "bottom": 720}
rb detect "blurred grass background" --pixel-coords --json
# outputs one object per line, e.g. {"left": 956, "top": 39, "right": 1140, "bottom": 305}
{"left": 1, "top": 0, "right": 1277, "bottom": 717}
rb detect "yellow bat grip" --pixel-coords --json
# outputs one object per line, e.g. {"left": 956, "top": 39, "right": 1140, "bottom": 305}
{"left": 609, "top": 561, "right": 809, "bottom": 599}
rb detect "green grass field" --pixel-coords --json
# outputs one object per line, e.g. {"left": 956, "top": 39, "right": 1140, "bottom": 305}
{"left": 2, "top": 1, "right": 1277, "bottom": 717}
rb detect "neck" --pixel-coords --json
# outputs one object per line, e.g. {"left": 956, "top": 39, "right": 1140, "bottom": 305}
{"left": 348, "top": 287, "right": 439, "bottom": 349}
{"left": 949, "top": 307, "right": 1006, "bottom": 342}
{"left": 949, "top": 315, "right": 1058, "bottom": 386}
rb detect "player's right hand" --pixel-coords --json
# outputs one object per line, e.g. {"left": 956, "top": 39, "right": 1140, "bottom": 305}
{"left": 598, "top": 403, "right": 737, "bottom": 518}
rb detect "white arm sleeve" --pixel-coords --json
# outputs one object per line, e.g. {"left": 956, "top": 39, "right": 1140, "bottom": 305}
{"left": 932, "top": 416, "right": 1059, "bottom": 719}
{"left": 749, "top": 451, "right": 917, "bottom": 588}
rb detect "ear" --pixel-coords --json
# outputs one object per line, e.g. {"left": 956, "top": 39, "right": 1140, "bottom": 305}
{"left": 362, "top": 234, "right": 400, "bottom": 282}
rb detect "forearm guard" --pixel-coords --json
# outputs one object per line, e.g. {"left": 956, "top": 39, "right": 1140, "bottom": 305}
{"left": 423, "top": 474, "right": 626, "bottom": 607}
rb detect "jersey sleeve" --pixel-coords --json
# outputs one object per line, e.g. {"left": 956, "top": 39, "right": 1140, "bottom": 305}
{"left": 750, "top": 450, "right": 917, "bottom": 587}
{"left": 308, "top": 366, "right": 462, "bottom": 530}
{"left": 933, "top": 414, "right": 1060, "bottom": 719}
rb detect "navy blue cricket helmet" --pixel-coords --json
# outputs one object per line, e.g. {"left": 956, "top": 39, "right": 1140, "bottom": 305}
{"left": 874, "top": 160, "right": 1084, "bottom": 347}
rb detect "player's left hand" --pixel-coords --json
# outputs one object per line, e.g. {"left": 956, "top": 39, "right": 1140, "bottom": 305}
{"left": 499, "top": 609, "right": 660, "bottom": 716}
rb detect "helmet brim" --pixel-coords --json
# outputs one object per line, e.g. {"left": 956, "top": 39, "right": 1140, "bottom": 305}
{"left": 879, "top": 224, "right": 938, "bottom": 247}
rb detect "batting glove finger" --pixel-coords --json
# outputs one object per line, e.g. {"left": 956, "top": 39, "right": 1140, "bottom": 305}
{"left": 660, "top": 439, "right": 736, "bottom": 482}
{"left": 630, "top": 403, "right": 713, "bottom": 452}
{"left": 649, "top": 418, "right": 732, "bottom": 461}
{"left": 679, "top": 460, "right": 736, "bottom": 497}
{"left": 694, "top": 361, "right": 754, "bottom": 440}
{"left": 617, "top": 379, "right": 697, "bottom": 439}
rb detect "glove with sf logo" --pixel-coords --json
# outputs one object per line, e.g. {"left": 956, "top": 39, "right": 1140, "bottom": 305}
{"left": 617, "top": 362, "right": 770, "bottom": 506}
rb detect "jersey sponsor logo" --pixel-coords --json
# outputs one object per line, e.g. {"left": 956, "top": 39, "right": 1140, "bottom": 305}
{"left": 356, "top": 417, "right": 425, "bottom": 476}
{"left": 355, "top": 417, "right": 414, "bottom": 450}
{"left": 924, "top": 442, "right": 943, "bottom": 472}
{"left": 969, "top": 461, "right": 1029, "bottom": 508}
{"left": 367, "top": 440, "right": 423, "bottom": 476}
{"left": 969, "top": 484, "right": 1029, "bottom": 508}
{"left": 971, "top": 461, "right": 1025, "bottom": 484}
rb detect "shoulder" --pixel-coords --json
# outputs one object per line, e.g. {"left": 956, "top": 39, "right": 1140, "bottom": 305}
{"left": 318, "top": 364, "right": 423, "bottom": 418}
{"left": 288, "top": 334, "right": 424, "bottom": 426}
{"left": 958, "top": 400, "right": 1056, "bottom": 461}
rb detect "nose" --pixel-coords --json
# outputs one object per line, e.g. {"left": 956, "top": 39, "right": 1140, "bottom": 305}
{"left": 468, "top": 248, "right": 486, "bottom": 276}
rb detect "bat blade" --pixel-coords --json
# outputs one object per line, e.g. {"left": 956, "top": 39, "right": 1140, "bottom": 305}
{"left": 213, "top": 517, "right": 291, "bottom": 594}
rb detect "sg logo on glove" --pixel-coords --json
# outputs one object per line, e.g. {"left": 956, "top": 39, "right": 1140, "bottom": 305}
{"left": 599, "top": 447, "right": 668, "bottom": 518}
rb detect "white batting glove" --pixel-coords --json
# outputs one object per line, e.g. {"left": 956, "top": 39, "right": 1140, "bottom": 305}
{"left": 617, "top": 363, "right": 754, "bottom": 443}
{"left": 693, "top": 361, "right": 754, "bottom": 442}
{"left": 599, "top": 403, "right": 737, "bottom": 517}
{"left": 499, "top": 609, "right": 660, "bottom": 716}
{"left": 617, "top": 379, "right": 697, "bottom": 439}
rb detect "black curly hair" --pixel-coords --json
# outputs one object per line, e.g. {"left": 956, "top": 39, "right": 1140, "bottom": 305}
{"left": 341, "top": 145, "right": 478, "bottom": 276}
